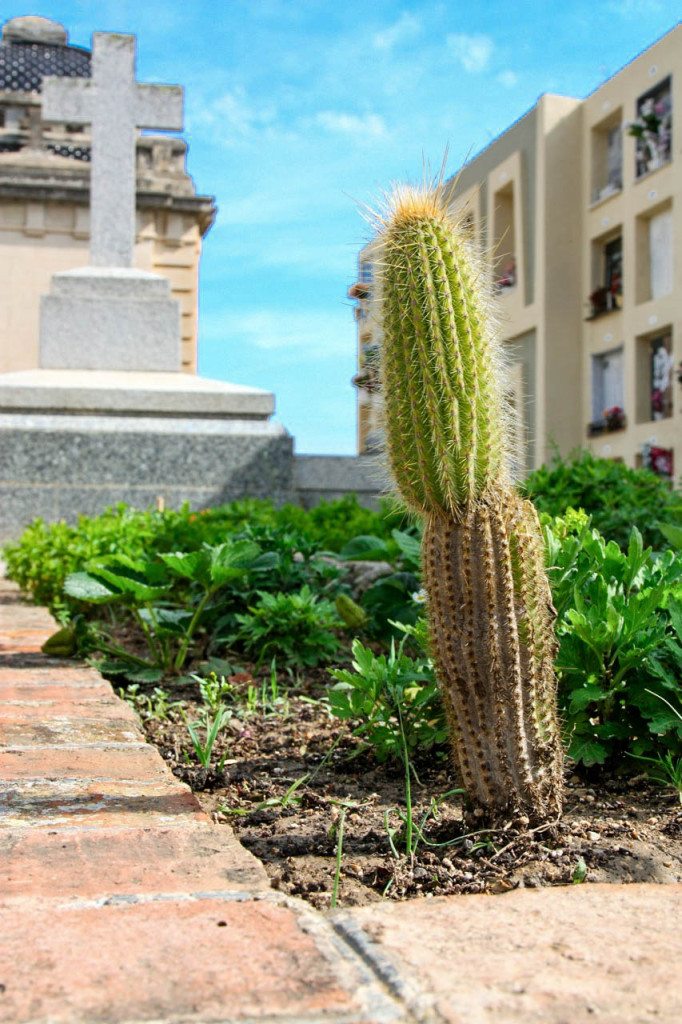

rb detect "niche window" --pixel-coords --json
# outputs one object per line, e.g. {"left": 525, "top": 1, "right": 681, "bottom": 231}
{"left": 588, "top": 233, "right": 623, "bottom": 317}
{"left": 591, "top": 112, "right": 623, "bottom": 203}
{"left": 590, "top": 346, "right": 625, "bottom": 435}
{"left": 629, "top": 76, "right": 672, "bottom": 179}
{"left": 636, "top": 329, "right": 674, "bottom": 423}
{"left": 493, "top": 183, "right": 517, "bottom": 292}
{"left": 635, "top": 202, "right": 673, "bottom": 303}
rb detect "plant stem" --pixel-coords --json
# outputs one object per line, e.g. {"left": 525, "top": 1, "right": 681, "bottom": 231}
{"left": 330, "top": 807, "right": 346, "bottom": 909}
{"left": 97, "top": 638, "right": 158, "bottom": 670}
{"left": 174, "top": 588, "right": 213, "bottom": 672}
{"left": 397, "top": 703, "right": 413, "bottom": 857}
{"left": 130, "top": 606, "right": 164, "bottom": 666}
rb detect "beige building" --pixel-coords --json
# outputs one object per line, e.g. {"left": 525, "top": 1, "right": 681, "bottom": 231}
{"left": 352, "top": 24, "right": 680, "bottom": 481}
{"left": 0, "top": 16, "right": 215, "bottom": 375}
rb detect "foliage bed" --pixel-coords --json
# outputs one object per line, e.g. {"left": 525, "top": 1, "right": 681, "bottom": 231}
{"left": 4, "top": 460, "right": 682, "bottom": 781}
{"left": 522, "top": 449, "right": 682, "bottom": 550}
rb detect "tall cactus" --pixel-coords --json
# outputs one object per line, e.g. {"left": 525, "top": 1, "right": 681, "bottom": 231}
{"left": 376, "top": 183, "right": 563, "bottom": 821}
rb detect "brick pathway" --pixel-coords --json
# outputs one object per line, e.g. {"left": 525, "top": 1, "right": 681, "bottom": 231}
{"left": 1, "top": 576, "right": 680, "bottom": 1024}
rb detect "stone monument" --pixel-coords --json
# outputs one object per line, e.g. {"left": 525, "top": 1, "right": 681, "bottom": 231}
{"left": 0, "top": 23, "right": 293, "bottom": 540}
{"left": 38, "top": 33, "right": 184, "bottom": 371}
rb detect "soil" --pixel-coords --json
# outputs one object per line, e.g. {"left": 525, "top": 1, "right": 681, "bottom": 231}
{"left": 140, "top": 670, "right": 682, "bottom": 911}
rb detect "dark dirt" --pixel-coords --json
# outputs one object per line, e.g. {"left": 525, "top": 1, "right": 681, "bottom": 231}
{"left": 139, "top": 671, "right": 682, "bottom": 911}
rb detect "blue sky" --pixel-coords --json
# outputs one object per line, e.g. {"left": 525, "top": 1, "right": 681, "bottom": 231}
{"left": 7, "top": 1, "right": 680, "bottom": 452}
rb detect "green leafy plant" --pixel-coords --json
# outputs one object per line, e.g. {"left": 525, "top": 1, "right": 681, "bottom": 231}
{"left": 58, "top": 540, "right": 268, "bottom": 676}
{"left": 330, "top": 806, "right": 347, "bottom": 908}
{"left": 544, "top": 510, "right": 682, "bottom": 766}
{"left": 329, "top": 628, "right": 446, "bottom": 762}
{"left": 523, "top": 449, "right": 681, "bottom": 550}
{"left": 630, "top": 691, "right": 682, "bottom": 803}
{"left": 196, "top": 672, "right": 236, "bottom": 712}
{"left": 3, "top": 496, "right": 405, "bottom": 614}
{"left": 118, "top": 685, "right": 184, "bottom": 721}
{"left": 232, "top": 586, "right": 342, "bottom": 668}
{"left": 183, "top": 706, "right": 231, "bottom": 769}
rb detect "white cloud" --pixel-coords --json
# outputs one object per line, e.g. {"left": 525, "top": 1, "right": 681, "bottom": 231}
{"left": 212, "top": 192, "right": 305, "bottom": 227}
{"left": 607, "top": 0, "right": 662, "bottom": 15}
{"left": 497, "top": 70, "right": 519, "bottom": 88}
{"left": 201, "top": 310, "right": 351, "bottom": 357}
{"left": 446, "top": 33, "right": 494, "bottom": 73}
{"left": 189, "top": 86, "right": 277, "bottom": 138}
{"left": 314, "top": 111, "right": 388, "bottom": 139}
{"left": 373, "top": 12, "right": 422, "bottom": 51}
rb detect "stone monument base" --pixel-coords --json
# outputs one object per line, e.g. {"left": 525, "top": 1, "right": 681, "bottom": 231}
{"left": 0, "top": 369, "right": 293, "bottom": 540}
{"left": 39, "top": 268, "right": 181, "bottom": 372}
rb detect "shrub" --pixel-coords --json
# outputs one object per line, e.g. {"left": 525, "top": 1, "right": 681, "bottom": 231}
{"left": 523, "top": 450, "right": 681, "bottom": 550}
{"left": 232, "top": 585, "right": 343, "bottom": 667}
{"left": 544, "top": 509, "right": 682, "bottom": 766}
{"left": 3, "top": 496, "right": 402, "bottom": 613}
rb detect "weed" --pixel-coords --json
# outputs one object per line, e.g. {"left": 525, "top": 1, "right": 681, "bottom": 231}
{"left": 117, "top": 684, "right": 183, "bottom": 721}
{"left": 329, "top": 630, "right": 447, "bottom": 763}
{"left": 330, "top": 806, "right": 347, "bottom": 909}
{"left": 183, "top": 706, "right": 231, "bottom": 769}
{"left": 572, "top": 857, "right": 588, "bottom": 884}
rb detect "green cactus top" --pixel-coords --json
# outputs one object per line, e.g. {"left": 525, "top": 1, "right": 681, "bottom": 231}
{"left": 376, "top": 186, "right": 512, "bottom": 517}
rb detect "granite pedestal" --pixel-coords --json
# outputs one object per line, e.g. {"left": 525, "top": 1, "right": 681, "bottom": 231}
{"left": 0, "top": 370, "right": 293, "bottom": 541}
{"left": 39, "top": 269, "right": 181, "bottom": 372}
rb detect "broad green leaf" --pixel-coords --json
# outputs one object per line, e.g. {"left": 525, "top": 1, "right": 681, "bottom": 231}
{"left": 64, "top": 572, "right": 117, "bottom": 604}
{"left": 339, "top": 535, "right": 391, "bottom": 561}
{"left": 568, "top": 736, "right": 608, "bottom": 766}
{"left": 159, "top": 550, "right": 205, "bottom": 580}
{"left": 209, "top": 540, "right": 261, "bottom": 586}
{"left": 568, "top": 685, "right": 604, "bottom": 712}
{"left": 391, "top": 529, "right": 421, "bottom": 568}
{"left": 660, "top": 523, "right": 682, "bottom": 551}
{"left": 667, "top": 599, "right": 682, "bottom": 642}
{"left": 124, "top": 666, "right": 165, "bottom": 684}
{"left": 88, "top": 567, "right": 168, "bottom": 602}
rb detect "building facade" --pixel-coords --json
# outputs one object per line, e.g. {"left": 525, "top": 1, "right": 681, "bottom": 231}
{"left": 351, "top": 24, "right": 681, "bottom": 481}
{"left": 0, "top": 16, "right": 216, "bottom": 375}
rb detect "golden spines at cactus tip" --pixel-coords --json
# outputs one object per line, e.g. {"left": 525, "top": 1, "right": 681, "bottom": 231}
{"left": 376, "top": 186, "right": 509, "bottom": 518}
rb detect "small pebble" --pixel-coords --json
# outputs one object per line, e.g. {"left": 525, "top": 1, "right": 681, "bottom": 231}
{"left": 587, "top": 830, "right": 600, "bottom": 842}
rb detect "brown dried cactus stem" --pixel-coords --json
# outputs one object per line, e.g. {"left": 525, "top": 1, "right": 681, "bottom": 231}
{"left": 423, "top": 493, "right": 563, "bottom": 819}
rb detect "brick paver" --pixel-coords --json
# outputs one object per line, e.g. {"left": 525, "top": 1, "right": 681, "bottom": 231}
{"left": 0, "top": 579, "right": 405, "bottom": 1023}
{"left": 335, "top": 883, "right": 682, "bottom": 1024}
{"left": 2, "top": 575, "right": 681, "bottom": 1024}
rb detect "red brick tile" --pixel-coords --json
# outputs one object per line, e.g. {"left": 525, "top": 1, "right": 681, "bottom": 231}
{"left": 1, "top": 716, "right": 143, "bottom": 747}
{"left": 0, "top": 606, "right": 56, "bottom": 631}
{"left": 0, "top": 778, "right": 207, "bottom": 830}
{"left": 0, "top": 823, "right": 268, "bottom": 897}
{"left": 0, "top": 745, "right": 170, "bottom": 782}
{"left": 0, "top": 666, "right": 107, "bottom": 687}
{"left": 0, "top": 683, "right": 114, "bottom": 701}
{"left": 0, "top": 699, "right": 139, "bottom": 723}
{"left": 0, "top": 628, "right": 55, "bottom": 653}
{"left": 0, "top": 896, "right": 379, "bottom": 1023}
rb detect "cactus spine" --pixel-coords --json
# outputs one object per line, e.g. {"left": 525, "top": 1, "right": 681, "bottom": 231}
{"left": 376, "top": 184, "right": 563, "bottom": 821}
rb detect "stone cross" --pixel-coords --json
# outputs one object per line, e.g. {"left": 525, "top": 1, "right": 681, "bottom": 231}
{"left": 41, "top": 33, "right": 183, "bottom": 267}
